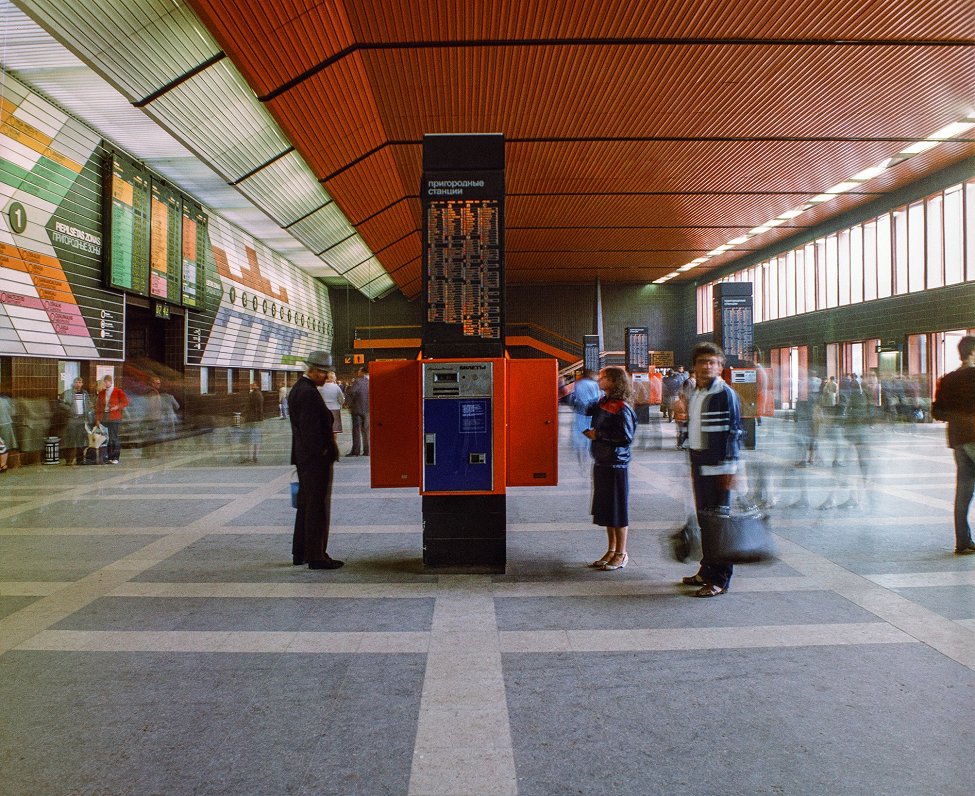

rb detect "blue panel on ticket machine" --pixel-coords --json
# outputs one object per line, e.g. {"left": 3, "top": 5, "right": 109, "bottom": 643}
{"left": 423, "top": 361, "right": 494, "bottom": 493}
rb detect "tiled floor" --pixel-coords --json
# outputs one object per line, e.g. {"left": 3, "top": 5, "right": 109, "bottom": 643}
{"left": 0, "top": 410, "right": 973, "bottom": 795}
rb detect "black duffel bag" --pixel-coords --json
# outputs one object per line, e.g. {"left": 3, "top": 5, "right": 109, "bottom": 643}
{"left": 699, "top": 505, "right": 776, "bottom": 564}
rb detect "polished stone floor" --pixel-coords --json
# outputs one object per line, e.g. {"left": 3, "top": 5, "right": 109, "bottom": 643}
{"left": 0, "top": 408, "right": 972, "bottom": 795}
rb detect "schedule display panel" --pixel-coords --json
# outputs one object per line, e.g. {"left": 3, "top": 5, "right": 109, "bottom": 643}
{"left": 104, "top": 150, "right": 150, "bottom": 296}
{"left": 149, "top": 178, "right": 182, "bottom": 304}
{"left": 422, "top": 172, "right": 504, "bottom": 356}
{"left": 180, "top": 200, "right": 208, "bottom": 310}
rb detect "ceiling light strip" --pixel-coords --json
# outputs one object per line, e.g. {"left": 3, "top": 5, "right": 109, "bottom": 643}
{"left": 667, "top": 114, "right": 975, "bottom": 280}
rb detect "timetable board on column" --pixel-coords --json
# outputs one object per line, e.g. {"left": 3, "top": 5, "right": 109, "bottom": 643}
{"left": 422, "top": 171, "right": 504, "bottom": 350}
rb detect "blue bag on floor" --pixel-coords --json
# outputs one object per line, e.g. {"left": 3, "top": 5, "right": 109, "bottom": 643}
{"left": 290, "top": 470, "right": 299, "bottom": 509}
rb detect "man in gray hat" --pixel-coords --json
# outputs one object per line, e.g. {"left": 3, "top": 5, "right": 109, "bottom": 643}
{"left": 288, "top": 350, "right": 343, "bottom": 569}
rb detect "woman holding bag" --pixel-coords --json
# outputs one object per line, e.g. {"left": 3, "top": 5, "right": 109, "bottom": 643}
{"left": 584, "top": 367, "right": 638, "bottom": 571}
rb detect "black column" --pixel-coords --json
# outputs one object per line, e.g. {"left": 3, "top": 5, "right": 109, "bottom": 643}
{"left": 420, "top": 134, "right": 506, "bottom": 570}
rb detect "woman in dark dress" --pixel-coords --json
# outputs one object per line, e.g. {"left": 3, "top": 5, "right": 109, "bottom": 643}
{"left": 583, "top": 367, "right": 638, "bottom": 571}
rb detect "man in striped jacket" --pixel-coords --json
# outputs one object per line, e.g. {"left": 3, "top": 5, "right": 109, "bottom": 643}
{"left": 681, "top": 342, "right": 743, "bottom": 597}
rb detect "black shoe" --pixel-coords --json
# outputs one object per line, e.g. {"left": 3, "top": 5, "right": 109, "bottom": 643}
{"left": 954, "top": 545, "right": 975, "bottom": 555}
{"left": 681, "top": 573, "right": 706, "bottom": 586}
{"left": 293, "top": 558, "right": 305, "bottom": 566}
{"left": 346, "top": 452, "right": 359, "bottom": 457}
{"left": 309, "top": 558, "right": 345, "bottom": 569}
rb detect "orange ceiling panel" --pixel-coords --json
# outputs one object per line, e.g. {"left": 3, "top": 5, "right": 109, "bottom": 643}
{"left": 187, "top": 0, "right": 975, "bottom": 293}
{"left": 355, "top": 202, "right": 418, "bottom": 251}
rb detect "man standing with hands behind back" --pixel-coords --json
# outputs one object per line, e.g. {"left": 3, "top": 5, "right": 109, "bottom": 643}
{"left": 932, "top": 335, "right": 975, "bottom": 555}
{"left": 289, "top": 351, "right": 344, "bottom": 570}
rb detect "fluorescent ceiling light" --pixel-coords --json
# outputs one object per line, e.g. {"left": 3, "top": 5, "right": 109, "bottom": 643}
{"left": 850, "top": 160, "right": 892, "bottom": 182}
{"left": 749, "top": 225, "right": 771, "bottom": 235}
{"left": 927, "top": 121, "right": 975, "bottom": 140}
{"left": 677, "top": 264, "right": 695, "bottom": 272}
{"left": 707, "top": 245, "right": 731, "bottom": 256}
{"left": 824, "top": 181, "right": 858, "bottom": 195}
{"left": 726, "top": 236, "right": 749, "bottom": 246}
{"left": 807, "top": 193, "right": 835, "bottom": 203}
{"left": 899, "top": 139, "right": 939, "bottom": 156}
{"left": 691, "top": 257, "right": 709, "bottom": 264}
{"left": 777, "top": 209, "right": 804, "bottom": 219}
{"left": 763, "top": 218, "right": 787, "bottom": 228}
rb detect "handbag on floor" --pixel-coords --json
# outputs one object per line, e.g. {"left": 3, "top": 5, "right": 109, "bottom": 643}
{"left": 670, "top": 515, "right": 703, "bottom": 563}
{"left": 699, "top": 504, "right": 776, "bottom": 564}
{"left": 290, "top": 468, "right": 299, "bottom": 509}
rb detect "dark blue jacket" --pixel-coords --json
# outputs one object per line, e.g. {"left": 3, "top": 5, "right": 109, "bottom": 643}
{"left": 585, "top": 397, "right": 637, "bottom": 466}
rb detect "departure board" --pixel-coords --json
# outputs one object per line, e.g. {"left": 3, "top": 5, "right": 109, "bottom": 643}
{"left": 150, "top": 179, "right": 182, "bottom": 303}
{"left": 583, "top": 335, "right": 600, "bottom": 373}
{"left": 425, "top": 197, "right": 502, "bottom": 339}
{"left": 712, "top": 283, "right": 754, "bottom": 365}
{"left": 625, "top": 327, "right": 650, "bottom": 373}
{"left": 421, "top": 141, "right": 505, "bottom": 360}
{"left": 181, "top": 200, "right": 208, "bottom": 310}
{"left": 105, "top": 151, "right": 150, "bottom": 296}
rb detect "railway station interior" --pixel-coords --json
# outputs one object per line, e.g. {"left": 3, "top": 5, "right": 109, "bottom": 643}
{"left": 1, "top": 2, "right": 974, "bottom": 794}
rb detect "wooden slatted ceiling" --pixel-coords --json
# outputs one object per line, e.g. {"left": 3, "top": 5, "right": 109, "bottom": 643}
{"left": 187, "top": 0, "right": 975, "bottom": 297}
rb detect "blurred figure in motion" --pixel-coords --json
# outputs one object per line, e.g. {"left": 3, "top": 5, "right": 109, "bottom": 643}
{"left": 60, "top": 377, "right": 93, "bottom": 465}
{"left": 932, "top": 335, "right": 975, "bottom": 555}
{"left": 569, "top": 369, "right": 601, "bottom": 469}
{"left": 240, "top": 381, "right": 264, "bottom": 463}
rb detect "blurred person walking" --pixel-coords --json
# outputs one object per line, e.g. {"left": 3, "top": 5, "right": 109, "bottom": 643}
{"left": 95, "top": 375, "right": 128, "bottom": 464}
{"left": 60, "top": 376, "right": 93, "bottom": 465}
{"left": 345, "top": 367, "right": 370, "bottom": 456}
{"left": 570, "top": 369, "right": 601, "bottom": 468}
{"left": 932, "top": 335, "right": 975, "bottom": 555}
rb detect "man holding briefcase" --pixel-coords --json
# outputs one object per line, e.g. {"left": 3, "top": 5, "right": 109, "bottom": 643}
{"left": 681, "top": 342, "right": 743, "bottom": 597}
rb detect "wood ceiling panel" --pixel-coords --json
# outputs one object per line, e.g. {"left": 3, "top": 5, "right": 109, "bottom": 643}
{"left": 355, "top": 202, "right": 418, "bottom": 252}
{"left": 362, "top": 45, "right": 974, "bottom": 142}
{"left": 323, "top": 147, "right": 410, "bottom": 223}
{"left": 266, "top": 54, "right": 388, "bottom": 174}
{"left": 339, "top": 0, "right": 975, "bottom": 42}
{"left": 508, "top": 228, "right": 745, "bottom": 253}
{"left": 188, "top": 0, "right": 355, "bottom": 96}
{"left": 506, "top": 140, "right": 902, "bottom": 195}
{"left": 187, "top": 0, "right": 975, "bottom": 292}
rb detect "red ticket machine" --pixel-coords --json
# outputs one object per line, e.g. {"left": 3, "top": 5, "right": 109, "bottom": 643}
{"left": 370, "top": 357, "right": 558, "bottom": 569}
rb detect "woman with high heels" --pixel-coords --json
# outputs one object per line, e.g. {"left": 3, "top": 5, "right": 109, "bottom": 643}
{"left": 583, "top": 367, "right": 637, "bottom": 571}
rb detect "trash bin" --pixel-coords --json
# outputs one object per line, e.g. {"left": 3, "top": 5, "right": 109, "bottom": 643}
{"left": 232, "top": 412, "right": 242, "bottom": 428}
{"left": 44, "top": 436, "right": 60, "bottom": 465}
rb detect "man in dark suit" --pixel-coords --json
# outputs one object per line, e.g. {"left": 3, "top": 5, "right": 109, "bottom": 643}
{"left": 288, "top": 351, "right": 344, "bottom": 569}
{"left": 932, "top": 335, "right": 975, "bottom": 555}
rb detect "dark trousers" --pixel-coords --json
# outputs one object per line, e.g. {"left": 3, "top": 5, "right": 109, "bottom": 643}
{"left": 292, "top": 460, "right": 334, "bottom": 563}
{"left": 350, "top": 413, "right": 369, "bottom": 455}
{"left": 105, "top": 421, "right": 121, "bottom": 461}
{"left": 954, "top": 444, "right": 975, "bottom": 550}
{"left": 689, "top": 449, "right": 734, "bottom": 589}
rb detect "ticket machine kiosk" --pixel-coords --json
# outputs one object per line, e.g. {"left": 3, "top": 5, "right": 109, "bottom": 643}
{"left": 370, "top": 357, "right": 558, "bottom": 570}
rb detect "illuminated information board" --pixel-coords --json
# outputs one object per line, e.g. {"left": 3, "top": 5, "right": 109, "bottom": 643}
{"left": 105, "top": 151, "right": 150, "bottom": 296}
{"left": 421, "top": 134, "right": 505, "bottom": 359}
{"left": 150, "top": 179, "right": 182, "bottom": 303}
{"left": 712, "top": 282, "right": 754, "bottom": 365}
{"left": 625, "top": 326, "right": 650, "bottom": 373}
{"left": 425, "top": 195, "right": 502, "bottom": 339}
{"left": 181, "top": 200, "right": 208, "bottom": 309}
